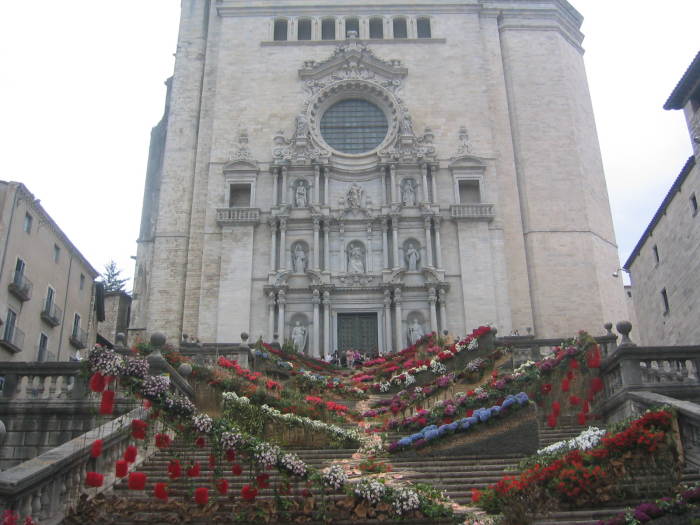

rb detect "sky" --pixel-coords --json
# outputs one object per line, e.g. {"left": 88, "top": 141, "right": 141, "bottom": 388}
{"left": 1, "top": 1, "right": 699, "bottom": 290}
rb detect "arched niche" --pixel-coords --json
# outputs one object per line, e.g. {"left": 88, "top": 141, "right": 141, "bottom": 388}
{"left": 290, "top": 240, "right": 310, "bottom": 274}
{"left": 346, "top": 240, "right": 367, "bottom": 274}
{"left": 403, "top": 238, "right": 422, "bottom": 271}
{"left": 288, "top": 313, "right": 309, "bottom": 352}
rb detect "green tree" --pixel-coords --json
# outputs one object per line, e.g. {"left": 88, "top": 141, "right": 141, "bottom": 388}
{"left": 102, "top": 260, "right": 128, "bottom": 292}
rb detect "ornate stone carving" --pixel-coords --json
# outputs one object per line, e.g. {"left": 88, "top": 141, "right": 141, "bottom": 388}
{"left": 347, "top": 241, "right": 366, "bottom": 274}
{"left": 407, "top": 318, "right": 424, "bottom": 345}
{"left": 456, "top": 125, "right": 471, "bottom": 155}
{"left": 229, "top": 130, "right": 252, "bottom": 161}
{"left": 338, "top": 273, "right": 375, "bottom": 287}
{"left": 292, "top": 243, "right": 308, "bottom": 274}
{"left": 401, "top": 178, "right": 417, "bottom": 206}
{"left": 293, "top": 179, "right": 309, "bottom": 208}
{"left": 345, "top": 183, "right": 365, "bottom": 209}
{"left": 405, "top": 241, "right": 421, "bottom": 271}
{"left": 291, "top": 321, "right": 307, "bottom": 351}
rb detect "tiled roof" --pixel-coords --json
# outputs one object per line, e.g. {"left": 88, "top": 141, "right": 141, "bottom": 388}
{"left": 664, "top": 51, "right": 700, "bottom": 110}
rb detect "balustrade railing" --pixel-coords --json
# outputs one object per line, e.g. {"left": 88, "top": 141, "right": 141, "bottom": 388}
{"left": 449, "top": 203, "right": 495, "bottom": 220}
{"left": 216, "top": 207, "right": 260, "bottom": 225}
{"left": 40, "top": 301, "right": 62, "bottom": 327}
{"left": 69, "top": 327, "right": 88, "bottom": 350}
{"left": 497, "top": 331, "right": 618, "bottom": 365}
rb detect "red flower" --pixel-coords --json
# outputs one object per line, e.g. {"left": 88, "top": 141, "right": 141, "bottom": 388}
{"left": 143, "top": 399, "right": 152, "bottom": 409}
{"left": 209, "top": 454, "right": 216, "bottom": 469}
{"left": 551, "top": 401, "right": 561, "bottom": 416}
{"left": 218, "top": 356, "right": 235, "bottom": 368}
{"left": 168, "top": 459, "right": 181, "bottom": 479}
{"left": 582, "top": 400, "right": 590, "bottom": 414}
{"left": 541, "top": 383, "right": 552, "bottom": 394}
{"left": 187, "top": 462, "right": 200, "bottom": 477}
{"left": 301, "top": 488, "right": 312, "bottom": 498}
{"left": 566, "top": 370, "right": 574, "bottom": 380}
{"left": 128, "top": 472, "right": 147, "bottom": 490}
{"left": 99, "top": 390, "right": 115, "bottom": 415}
{"left": 577, "top": 412, "right": 587, "bottom": 425}
{"left": 547, "top": 413, "right": 557, "bottom": 428}
{"left": 131, "top": 419, "right": 148, "bottom": 440}
{"left": 217, "top": 479, "right": 229, "bottom": 495}
{"left": 561, "top": 378, "right": 570, "bottom": 393}
{"left": 232, "top": 463, "right": 243, "bottom": 476}
{"left": 154, "top": 482, "right": 168, "bottom": 502}
{"left": 124, "top": 446, "right": 138, "bottom": 463}
{"left": 242, "top": 484, "right": 258, "bottom": 501}
{"left": 90, "top": 439, "right": 103, "bottom": 458}
{"left": 586, "top": 345, "right": 602, "bottom": 368}
{"left": 471, "top": 488, "right": 481, "bottom": 503}
{"left": 89, "top": 372, "right": 106, "bottom": 392}
{"left": 155, "top": 433, "right": 171, "bottom": 449}
{"left": 115, "top": 459, "right": 128, "bottom": 478}
{"left": 591, "top": 377, "right": 604, "bottom": 394}
{"left": 569, "top": 395, "right": 581, "bottom": 406}
{"left": 194, "top": 487, "right": 209, "bottom": 505}
{"left": 256, "top": 473, "right": 270, "bottom": 489}
{"left": 195, "top": 437, "right": 206, "bottom": 448}
{"left": 569, "top": 359, "right": 579, "bottom": 370}
{"left": 86, "top": 472, "right": 104, "bottom": 487}
{"left": 226, "top": 449, "right": 236, "bottom": 462}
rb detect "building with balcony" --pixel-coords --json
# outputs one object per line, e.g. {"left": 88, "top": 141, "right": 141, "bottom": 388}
{"left": 0, "top": 181, "right": 100, "bottom": 361}
{"left": 130, "top": 0, "right": 628, "bottom": 355}
{"left": 625, "top": 51, "right": 700, "bottom": 346}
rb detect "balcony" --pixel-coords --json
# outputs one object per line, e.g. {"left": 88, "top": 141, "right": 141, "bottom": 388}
{"left": 69, "top": 327, "right": 87, "bottom": 350}
{"left": 216, "top": 207, "right": 260, "bottom": 226}
{"left": 8, "top": 271, "right": 32, "bottom": 302}
{"left": 40, "top": 301, "right": 62, "bottom": 327}
{"left": 450, "top": 203, "right": 495, "bottom": 221}
{"left": 0, "top": 325, "right": 25, "bottom": 354}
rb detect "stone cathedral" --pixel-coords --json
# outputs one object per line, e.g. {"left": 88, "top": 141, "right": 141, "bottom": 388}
{"left": 130, "top": 0, "right": 628, "bottom": 357}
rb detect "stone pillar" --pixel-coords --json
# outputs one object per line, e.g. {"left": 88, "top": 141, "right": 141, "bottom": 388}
{"left": 323, "top": 219, "right": 331, "bottom": 271}
{"left": 421, "top": 164, "right": 429, "bottom": 203}
{"left": 381, "top": 218, "right": 389, "bottom": 269}
{"left": 323, "top": 290, "right": 331, "bottom": 358}
{"left": 339, "top": 222, "right": 346, "bottom": 272}
{"left": 366, "top": 222, "right": 373, "bottom": 272}
{"left": 268, "top": 217, "right": 277, "bottom": 271}
{"left": 428, "top": 287, "right": 438, "bottom": 333}
{"left": 314, "top": 165, "right": 320, "bottom": 204}
{"left": 324, "top": 167, "right": 330, "bottom": 205}
{"left": 394, "top": 288, "right": 403, "bottom": 351}
{"left": 312, "top": 216, "right": 320, "bottom": 270}
{"left": 281, "top": 166, "right": 288, "bottom": 204}
{"left": 382, "top": 168, "right": 388, "bottom": 205}
{"left": 389, "top": 164, "right": 397, "bottom": 203}
{"left": 312, "top": 289, "right": 321, "bottom": 358}
{"left": 277, "top": 289, "right": 286, "bottom": 341}
{"left": 434, "top": 215, "right": 443, "bottom": 269}
{"left": 279, "top": 218, "right": 287, "bottom": 269}
{"left": 430, "top": 164, "right": 438, "bottom": 203}
{"left": 267, "top": 291, "right": 276, "bottom": 340}
{"left": 438, "top": 289, "right": 448, "bottom": 334}
{"left": 391, "top": 214, "right": 400, "bottom": 269}
{"left": 383, "top": 289, "right": 393, "bottom": 354}
{"left": 423, "top": 216, "right": 433, "bottom": 267}
{"left": 272, "top": 168, "right": 279, "bottom": 206}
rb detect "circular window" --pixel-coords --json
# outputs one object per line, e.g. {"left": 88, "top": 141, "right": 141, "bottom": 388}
{"left": 320, "top": 99, "right": 388, "bottom": 154}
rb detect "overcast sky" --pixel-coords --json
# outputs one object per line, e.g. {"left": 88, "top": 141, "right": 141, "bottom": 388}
{"left": 1, "top": 1, "right": 698, "bottom": 289}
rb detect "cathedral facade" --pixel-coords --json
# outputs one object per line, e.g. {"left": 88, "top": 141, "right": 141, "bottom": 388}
{"left": 130, "top": 0, "right": 627, "bottom": 356}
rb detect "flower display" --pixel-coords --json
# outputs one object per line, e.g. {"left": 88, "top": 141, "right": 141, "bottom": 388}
{"left": 128, "top": 472, "right": 147, "bottom": 490}
{"left": 154, "top": 482, "right": 168, "bottom": 502}
{"left": 220, "top": 430, "right": 244, "bottom": 451}
{"left": 241, "top": 484, "right": 258, "bottom": 502}
{"left": 88, "top": 345, "right": 124, "bottom": 377}
{"left": 90, "top": 439, "right": 103, "bottom": 458}
{"left": 141, "top": 375, "right": 170, "bottom": 399}
{"left": 99, "top": 390, "right": 115, "bottom": 415}
{"left": 253, "top": 442, "right": 280, "bottom": 470}
{"left": 322, "top": 464, "right": 347, "bottom": 490}
{"left": 192, "top": 413, "right": 213, "bottom": 434}
{"left": 125, "top": 357, "right": 149, "bottom": 379}
{"left": 537, "top": 426, "right": 606, "bottom": 456}
{"left": 353, "top": 478, "right": 387, "bottom": 505}
{"left": 85, "top": 472, "right": 104, "bottom": 487}
{"left": 278, "top": 453, "right": 307, "bottom": 478}
{"left": 391, "top": 486, "right": 421, "bottom": 515}
{"left": 163, "top": 394, "right": 195, "bottom": 417}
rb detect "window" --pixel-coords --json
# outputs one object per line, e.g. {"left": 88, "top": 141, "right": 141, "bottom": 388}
{"left": 691, "top": 193, "right": 698, "bottom": 216}
{"left": 369, "top": 18, "right": 384, "bottom": 39}
{"left": 320, "top": 99, "right": 389, "bottom": 154}
{"left": 3, "top": 309, "right": 17, "bottom": 343}
{"left": 345, "top": 17, "right": 359, "bottom": 37}
{"left": 53, "top": 244, "right": 60, "bottom": 262}
{"left": 229, "top": 184, "right": 252, "bottom": 207}
{"left": 38, "top": 333, "right": 49, "bottom": 362}
{"left": 661, "top": 288, "right": 670, "bottom": 315}
{"left": 653, "top": 244, "right": 659, "bottom": 265}
{"left": 273, "top": 19, "right": 288, "bottom": 41}
{"left": 72, "top": 313, "right": 81, "bottom": 338}
{"left": 393, "top": 17, "right": 407, "bottom": 39}
{"left": 14, "top": 258, "right": 25, "bottom": 283}
{"left": 23, "top": 213, "right": 32, "bottom": 234}
{"left": 80, "top": 273, "right": 85, "bottom": 290}
{"left": 297, "top": 18, "right": 311, "bottom": 40}
{"left": 458, "top": 180, "right": 481, "bottom": 204}
{"left": 45, "top": 286, "right": 55, "bottom": 311}
{"left": 417, "top": 17, "right": 431, "bottom": 38}
{"left": 321, "top": 18, "right": 335, "bottom": 40}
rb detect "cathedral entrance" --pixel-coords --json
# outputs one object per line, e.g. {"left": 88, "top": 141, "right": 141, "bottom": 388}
{"left": 337, "top": 313, "right": 378, "bottom": 353}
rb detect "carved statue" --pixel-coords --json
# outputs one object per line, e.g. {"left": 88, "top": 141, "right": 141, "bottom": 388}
{"left": 401, "top": 178, "right": 416, "bottom": 206}
{"left": 293, "top": 244, "right": 307, "bottom": 274}
{"left": 295, "top": 113, "right": 309, "bottom": 138}
{"left": 400, "top": 112, "right": 414, "bottom": 136}
{"left": 347, "top": 243, "right": 365, "bottom": 274}
{"left": 346, "top": 183, "right": 364, "bottom": 208}
{"left": 408, "top": 319, "right": 424, "bottom": 345}
{"left": 294, "top": 180, "right": 308, "bottom": 208}
{"left": 405, "top": 242, "right": 420, "bottom": 271}
{"left": 291, "top": 321, "right": 307, "bottom": 352}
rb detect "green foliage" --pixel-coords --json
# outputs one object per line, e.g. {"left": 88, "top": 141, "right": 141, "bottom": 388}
{"left": 101, "top": 259, "right": 128, "bottom": 292}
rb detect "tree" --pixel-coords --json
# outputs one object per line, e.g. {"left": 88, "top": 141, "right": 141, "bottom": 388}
{"left": 102, "top": 260, "right": 128, "bottom": 292}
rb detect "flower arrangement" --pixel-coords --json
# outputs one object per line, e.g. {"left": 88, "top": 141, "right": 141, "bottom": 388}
{"left": 597, "top": 484, "right": 700, "bottom": 525}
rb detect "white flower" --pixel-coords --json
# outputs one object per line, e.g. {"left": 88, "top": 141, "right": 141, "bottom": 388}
{"left": 391, "top": 487, "right": 420, "bottom": 515}
{"left": 192, "top": 413, "right": 213, "bottom": 434}
{"left": 322, "top": 464, "right": 347, "bottom": 490}
{"left": 354, "top": 478, "right": 387, "bottom": 505}
{"left": 537, "top": 426, "right": 606, "bottom": 456}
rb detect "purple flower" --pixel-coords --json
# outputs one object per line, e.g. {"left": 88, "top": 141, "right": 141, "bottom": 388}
{"left": 632, "top": 510, "right": 651, "bottom": 522}
{"left": 412, "top": 438, "right": 427, "bottom": 448}
{"left": 635, "top": 503, "right": 662, "bottom": 518}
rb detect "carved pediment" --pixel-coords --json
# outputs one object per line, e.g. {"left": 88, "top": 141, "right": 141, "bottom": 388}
{"left": 223, "top": 159, "right": 259, "bottom": 173}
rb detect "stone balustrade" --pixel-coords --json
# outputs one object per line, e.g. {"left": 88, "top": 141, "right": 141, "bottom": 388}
{"left": 1, "top": 362, "right": 86, "bottom": 401}
{"left": 449, "top": 203, "right": 495, "bottom": 221}
{"left": 496, "top": 329, "right": 618, "bottom": 366}
{"left": 216, "top": 207, "right": 260, "bottom": 225}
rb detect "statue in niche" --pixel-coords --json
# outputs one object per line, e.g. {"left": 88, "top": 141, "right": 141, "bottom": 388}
{"left": 405, "top": 242, "right": 420, "bottom": 271}
{"left": 346, "top": 183, "right": 364, "bottom": 209}
{"left": 292, "top": 244, "right": 307, "bottom": 274}
{"left": 400, "top": 112, "right": 414, "bottom": 136}
{"left": 401, "top": 178, "right": 417, "bottom": 206}
{"left": 294, "top": 180, "right": 308, "bottom": 208}
{"left": 295, "top": 113, "right": 309, "bottom": 138}
{"left": 408, "top": 318, "right": 424, "bottom": 345}
{"left": 347, "top": 243, "right": 365, "bottom": 274}
{"left": 291, "top": 321, "right": 307, "bottom": 352}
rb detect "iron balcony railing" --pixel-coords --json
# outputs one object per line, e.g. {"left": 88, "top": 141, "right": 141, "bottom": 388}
{"left": 8, "top": 271, "right": 32, "bottom": 302}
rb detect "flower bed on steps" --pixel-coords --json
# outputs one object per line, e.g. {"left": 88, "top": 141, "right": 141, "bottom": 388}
{"left": 596, "top": 484, "right": 700, "bottom": 524}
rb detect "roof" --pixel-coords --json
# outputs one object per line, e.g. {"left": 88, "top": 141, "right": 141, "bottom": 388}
{"left": 664, "top": 51, "right": 700, "bottom": 110}
{"left": 624, "top": 155, "right": 696, "bottom": 270}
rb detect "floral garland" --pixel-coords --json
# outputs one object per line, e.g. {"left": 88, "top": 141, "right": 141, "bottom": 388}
{"left": 598, "top": 484, "right": 700, "bottom": 524}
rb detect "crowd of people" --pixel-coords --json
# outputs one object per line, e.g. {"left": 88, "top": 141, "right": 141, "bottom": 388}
{"left": 326, "top": 349, "right": 376, "bottom": 368}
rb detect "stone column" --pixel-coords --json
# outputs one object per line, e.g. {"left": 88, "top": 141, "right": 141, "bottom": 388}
{"left": 394, "top": 287, "right": 403, "bottom": 351}
{"left": 279, "top": 218, "right": 288, "bottom": 269}
{"left": 430, "top": 164, "right": 438, "bottom": 203}
{"left": 267, "top": 291, "right": 276, "bottom": 340}
{"left": 391, "top": 213, "right": 400, "bottom": 269}
{"left": 272, "top": 168, "right": 279, "bottom": 206}
{"left": 389, "top": 164, "right": 397, "bottom": 203}
{"left": 366, "top": 222, "right": 373, "bottom": 272}
{"left": 323, "top": 290, "right": 331, "bottom": 358}
{"left": 314, "top": 165, "right": 320, "bottom": 204}
{"left": 421, "top": 164, "right": 429, "bottom": 203}
{"left": 323, "top": 219, "right": 331, "bottom": 271}
{"left": 423, "top": 216, "right": 433, "bottom": 267}
{"left": 382, "top": 168, "right": 388, "bottom": 205}
{"left": 324, "top": 166, "right": 330, "bottom": 205}
{"left": 339, "top": 221, "right": 346, "bottom": 272}
{"left": 312, "top": 289, "right": 321, "bottom": 358}
{"left": 381, "top": 218, "right": 389, "bottom": 269}
{"left": 277, "top": 289, "right": 286, "bottom": 341}
{"left": 434, "top": 215, "right": 443, "bottom": 269}
{"left": 281, "top": 166, "right": 288, "bottom": 204}
{"left": 428, "top": 287, "right": 438, "bottom": 333}
{"left": 268, "top": 217, "right": 277, "bottom": 271}
{"left": 312, "top": 216, "right": 320, "bottom": 270}
{"left": 383, "top": 289, "right": 393, "bottom": 354}
{"left": 438, "top": 288, "right": 448, "bottom": 334}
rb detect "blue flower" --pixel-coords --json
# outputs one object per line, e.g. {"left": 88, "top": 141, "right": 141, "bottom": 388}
{"left": 437, "top": 426, "right": 447, "bottom": 436}
{"left": 490, "top": 406, "right": 501, "bottom": 415}
{"left": 447, "top": 422, "right": 459, "bottom": 431}
{"left": 422, "top": 425, "right": 438, "bottom": 434}
{"left": 425, "top": 429, "right": 439, "bottom": 441}
{"left": 398, "top": 437, "right": 412, "bottom": 447}
{"left": 409, "top": 433, "right": 423, "bottom": 442}
{"left": 515, "top": 392, "right": 529, "bottom": 404}
{"left": 458, "top": 420, "right": 471, "bottom": 431}
{"left": 502, "top": 396, "right": 516, "bottom": 408}
{"left": 477, "top": 410, "right": 490, "bottom": 422}
{"left": 466, "top": 416, "right": 478, "bottom": 425}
